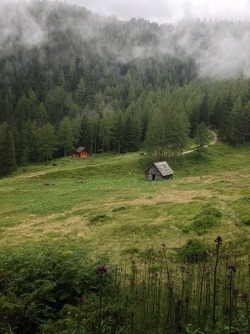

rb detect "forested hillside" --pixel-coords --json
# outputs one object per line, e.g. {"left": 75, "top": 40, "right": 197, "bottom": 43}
{"left": 1, "top": 0, "right": 250, "bottom": 175}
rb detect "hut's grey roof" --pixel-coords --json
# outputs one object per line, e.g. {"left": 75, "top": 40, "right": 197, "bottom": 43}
{"left": 145, "top": 161, "right": 174, "bottom": 176}
{"left": 154, "top": 161, "right": 173, "bottom": 176}
{"left": 75, "top": 146, "right": 86, "bottom": 153}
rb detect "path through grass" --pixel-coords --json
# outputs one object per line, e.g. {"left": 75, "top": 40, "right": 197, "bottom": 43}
{"left": 0, "top": 144, "right": 249, "bottom": 260}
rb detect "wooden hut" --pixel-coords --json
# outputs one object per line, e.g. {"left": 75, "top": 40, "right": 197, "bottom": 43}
{"left": 74, "top": 146, "right": 89, "bottom": 158}
{"left": 144, "top": 161, "right": 173, "bottom": 181}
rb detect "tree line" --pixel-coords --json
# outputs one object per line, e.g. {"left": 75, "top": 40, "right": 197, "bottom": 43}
{"left": 0, "top": 0, "right": 250, "bottom": 176}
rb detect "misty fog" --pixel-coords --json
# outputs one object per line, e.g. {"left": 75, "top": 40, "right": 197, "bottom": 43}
{"left": 1, "top": 0, "right": 250, "bottom": 79}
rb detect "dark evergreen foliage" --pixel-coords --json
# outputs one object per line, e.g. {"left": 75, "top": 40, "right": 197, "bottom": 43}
{"left": 0, "top": 0, "right": 250, "bottom": 173}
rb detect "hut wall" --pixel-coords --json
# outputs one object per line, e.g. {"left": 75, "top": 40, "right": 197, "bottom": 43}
{"left": 145, "top": 164, "right": 173, "bottom": 181}
{"left": 145, "top": 165, "right": 163, "bottom": 180}
{"left": 80, "top": 151, "right": 88, "bottom": 158}
{"left": 145, "top": 173, "right": 153, "bottom": 181}
{"left": 162, "top": 174, "right": 173, "bottom": 180}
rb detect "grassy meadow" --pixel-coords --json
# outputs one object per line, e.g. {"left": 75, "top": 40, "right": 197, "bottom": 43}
{"left": 0, "top": 142, "right": 249, "bottom": 260}
{"left": 1, "top": 143, "right": 250, "bottom": 333}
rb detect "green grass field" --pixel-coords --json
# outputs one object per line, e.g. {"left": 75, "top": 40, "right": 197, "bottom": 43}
{"left": 0, "top": 143, "right": 249, "bottom": 261}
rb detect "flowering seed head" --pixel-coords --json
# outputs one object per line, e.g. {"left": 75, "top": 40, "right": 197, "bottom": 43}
{"left": 215, "top": 235, "right": 222, "bottom": 244}
{"left": 96, "top": 265, "right": 108, "bottom": 273}
{"left": 239, "top": 292, "right": 248, "bottom": 301}
{"left": 227, "top": 263, "right": 236, "bottom": 272}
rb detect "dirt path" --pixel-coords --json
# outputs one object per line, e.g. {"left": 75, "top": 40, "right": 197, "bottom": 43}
{"left": 22, "top": 172, "right": 47, "bottom": 179}
{"left": 183, "top": 129, "right": 217, "bottom": 155}
{"left": 12, "top": 130, "right": 217, "bottom": 179}
{"left": 207, "top": 129, "right": 218, "bottom": 146}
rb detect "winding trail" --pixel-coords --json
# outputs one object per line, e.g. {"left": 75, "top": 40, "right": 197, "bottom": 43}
{"left": 10, "top": 130, "right": 218, "bottom": 180}
{"left": 207, "top": 129, "right": 218, "bottom": 146}
{"left": 183, "top": 129, "right": 217, "bottom": 155}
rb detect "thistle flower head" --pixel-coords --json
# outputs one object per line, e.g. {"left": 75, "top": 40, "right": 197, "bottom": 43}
{"left": 227, "top": 263, "right": 236, "bottom": 272}
{"left": 239, "top": 292, "right": 248, "bottom": 301}
{"left": 152, "top": 272, "right": 158, "bottom": 279}
{"left": 96, "top": 265, "right": 108, "bottom": 274}
{"left": 166, "top": 281, "right": 174, "bottom": 289}
{"left": 215, "top": 235, "right": 222, "bottom": 244}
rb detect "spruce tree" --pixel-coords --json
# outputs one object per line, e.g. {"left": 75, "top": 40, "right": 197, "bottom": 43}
{"left": 195, "top": 122, "right": 209, "bottom": 156}
{"left": 0, "top": 122, "right": 16, "bottom": 176}
{"left": 58, "top": 116, "right": 74, "bottom": 157}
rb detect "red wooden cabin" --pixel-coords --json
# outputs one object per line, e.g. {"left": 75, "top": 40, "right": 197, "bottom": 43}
{"left": 74, "top": 146, "right": 89, "bottom": 158}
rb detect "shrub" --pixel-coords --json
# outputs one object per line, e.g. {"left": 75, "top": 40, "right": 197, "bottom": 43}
{"left": 178, "top": 239, "right": 210, "bottom": 263}
{"left": 112, "top": 206, "right": 127, "bottom": 212}
{"left": 0, "top": 238, "right": 249, "bottom": 334}
{"left": 88, "top": 214, "right": 110, "bottom": 224}
{"left": 0, "top": 241, "right": 107, "bottom": 334}
{"left": 192, "top": 215, "right": 218, "bottom": 234}
{"left": 202, "top": 206, "right": 222, "bottom": 217}
{"left": 190, "top": 205, "right": 222, "bottom": 234}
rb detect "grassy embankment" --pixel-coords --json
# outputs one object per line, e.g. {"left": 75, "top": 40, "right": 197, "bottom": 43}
{"left": 0, "top": 142, "right": 249, "bottom": 261}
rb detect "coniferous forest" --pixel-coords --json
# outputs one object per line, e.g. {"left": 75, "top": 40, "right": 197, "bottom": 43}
{"left": 0, "top": 3, "right": 250, "bottom": 333}
{"left": 1, "top": 0, "right": 250, "bottom": 176}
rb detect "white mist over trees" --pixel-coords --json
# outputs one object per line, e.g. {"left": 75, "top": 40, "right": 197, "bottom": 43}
{"left": 0, "top": 0, "right": 250, "bottom": 175}
{"left": 47, "top": 0, "right": 250, "bottom": 23}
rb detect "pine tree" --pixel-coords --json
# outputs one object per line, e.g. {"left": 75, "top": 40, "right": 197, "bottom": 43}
{"left": 199, "top": 94, "right": 210, "bottom": 125}
{"left": 195, "top": 121, "right": 209, "bottom": 156}
{"left": 99, "top": 109, "right": 113, "bottom": 152}
{"left": 75, "top": 78, "right": 86, "bottom": 109}
{"left": 16, "top": 129, "right": 29, "bottom": 167}
{"left": 0, "top": 122, "right": 16, "bottom": 176}
{"left": 25, "top": 120, "right": 38, "bottom": 162}
{"left": 146, "top": 108, "right": 167, "bottom": 160}
{"left": 112, "top": 110, "right": 125, "bottom": 154}
{"left": 89, "top": 113, "right": 100, "bottom": 154}
{"left": 78, "top": 113, "right": 91, "bottom": 149}
{"left": 36, "top": 123, "right": 56, "bottom": 161}
{"left": 58, "top": 116, "right": 74, "bottom": 157}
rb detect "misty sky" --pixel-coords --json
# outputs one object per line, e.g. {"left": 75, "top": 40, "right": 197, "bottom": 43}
{"left": 2, "top": 0, "right": 250, "bottom": 79}
{"left": 4, "top": 0, "right": 250, "bottom": 23}
{"left": 59, "top": 0, "right": 250, "bottom": 23}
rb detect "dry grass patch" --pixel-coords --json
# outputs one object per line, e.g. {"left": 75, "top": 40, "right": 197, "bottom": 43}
{"left": 0, "top": 146, "right": 249, "bottom": 260}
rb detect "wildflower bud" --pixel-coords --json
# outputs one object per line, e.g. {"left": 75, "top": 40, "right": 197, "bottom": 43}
{"left": 104, "top": 309, "right": 112, "bottom": 317}
{"left": 96, "top": 265, "right": 108, "bottom": 274}
{"left": 239, "top": 292, "right": 248, "bottom": 301}
{"left": 215, "top": 236, "right": 222, "bottom": 244}
{"left": 153, "top": 272, "right": 158, "bottom": 279}
{"left": 227, "top": 263, "right": 236, "bottom": 272}
{"left": 166, "top": 281, "right": 173, "bottom": 289}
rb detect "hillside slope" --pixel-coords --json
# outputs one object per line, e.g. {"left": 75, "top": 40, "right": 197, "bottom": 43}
{"left": 0, "top": 144, "right": 249, "bottom": 259}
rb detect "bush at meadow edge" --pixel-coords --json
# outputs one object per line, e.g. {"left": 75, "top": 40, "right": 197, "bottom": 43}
{"left": 0, "top": 237, "right": 249, "bottom": 334}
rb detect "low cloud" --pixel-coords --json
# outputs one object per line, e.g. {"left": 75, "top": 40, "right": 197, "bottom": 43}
{"left": 163, "top": 20, "right": 250, "bottom": 79}
{"left": 67, "top": 0, "right": 250, "bottom": 23}
{"left": 1, "top": 0, "right": 250, "bottom": 79}
{"left": 0, "top": 1, "right": 44, "bottom": 51}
